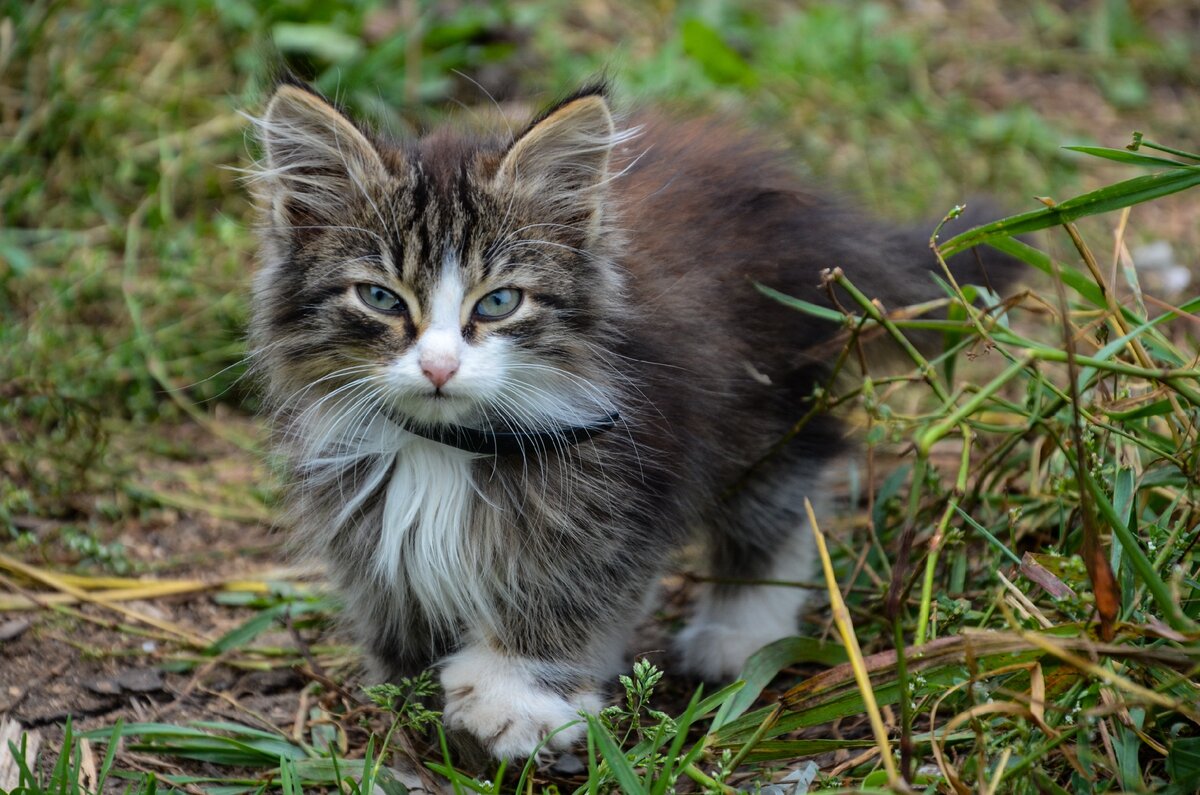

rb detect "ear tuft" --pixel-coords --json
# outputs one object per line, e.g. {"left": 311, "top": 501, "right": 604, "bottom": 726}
{"left": 252, "top": 83, "right": 388, "bottom": 225}
{"left": 494, "top": 93, "right": 618, "bottom": 198}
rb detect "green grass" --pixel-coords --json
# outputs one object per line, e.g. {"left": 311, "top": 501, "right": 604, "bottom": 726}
{"left": 2, "top": 0, "right": 1199, "bottom": 792}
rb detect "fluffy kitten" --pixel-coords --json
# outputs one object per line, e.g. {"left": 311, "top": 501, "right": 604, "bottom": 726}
{"left": 247, "top": 80, "right": 1015, "bottom": 760}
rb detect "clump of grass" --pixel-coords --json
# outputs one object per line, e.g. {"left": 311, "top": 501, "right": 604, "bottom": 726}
{"left": 4, "top": 719, "right": 127, "bottom": 795}
{"left": 749, "top": 136, "right": 1200, "bottom": 792}
{"left": 1, "top": 1, "right": 259, "bottom": 530}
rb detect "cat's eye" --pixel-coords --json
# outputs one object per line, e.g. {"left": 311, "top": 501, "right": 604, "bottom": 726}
{"left": 355, "top": 283, "right": 406, "bottom": 315}
{"left": 474, "top": 288, "right": 522, "bottom": 320}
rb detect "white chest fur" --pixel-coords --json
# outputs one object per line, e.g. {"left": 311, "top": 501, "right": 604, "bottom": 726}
{"left": 377, "top": 436, "right": 490, "bottom": 630}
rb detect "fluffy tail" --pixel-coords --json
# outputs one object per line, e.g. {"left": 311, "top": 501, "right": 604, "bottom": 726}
{"left": 793, "top": 200, "right": 1025, "bottom": 368}
{"left": 859, "top": 201, "right": 1023, "bottom": 316}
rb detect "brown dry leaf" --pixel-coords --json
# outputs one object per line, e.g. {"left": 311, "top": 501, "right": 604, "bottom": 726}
{"left": 1030, "top": 662, "right": 1046, "bottom": 725}
{"left": 1082, "top": 522, "right": 1120, "bottom": 642}
{"left": 79, "top": 738, "right": 97, "bottom": 792}
{"left": 782, "top": 628, "right": 1196, "bottom": 710}
{"left": 1020, "top": 552, "right": 1078, "bottom": 600}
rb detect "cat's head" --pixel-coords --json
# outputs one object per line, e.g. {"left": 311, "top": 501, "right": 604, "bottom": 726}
{"left": 247, "top": 82, "right": 632, "bottom": 438}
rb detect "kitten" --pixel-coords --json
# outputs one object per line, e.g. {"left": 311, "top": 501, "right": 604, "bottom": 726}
{"left": 247, "top": 80, "right": 1016, "bottom": 760}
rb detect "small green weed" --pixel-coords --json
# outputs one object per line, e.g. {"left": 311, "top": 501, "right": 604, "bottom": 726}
{"left": 600, "top": 658, "right": 676, "bottom": 744}
{"left": 363, "top": 670, "right": 443, "bottom": 735}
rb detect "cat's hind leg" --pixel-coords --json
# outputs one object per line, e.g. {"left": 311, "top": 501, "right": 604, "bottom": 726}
{"left": 676, "top": 453, "right": 833, "bottom": 680}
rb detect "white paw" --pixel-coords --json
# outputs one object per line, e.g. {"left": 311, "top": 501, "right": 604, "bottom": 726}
{"left": 440, "top": 643, "right": 601, "bottom": 760}
{"left": 676, "top": 618, "right": 789, "bottom": 681}
{"left": 677, "top": 584, "right": 807, "bottom": 680}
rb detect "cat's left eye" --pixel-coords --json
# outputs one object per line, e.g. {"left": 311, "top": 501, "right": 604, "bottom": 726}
{"left": 473, "top": 288, "right": 522, "bottom": 320}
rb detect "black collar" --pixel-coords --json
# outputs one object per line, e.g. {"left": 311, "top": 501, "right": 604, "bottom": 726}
{"left": 388, "top": 411, "right": 621, "bottom": 456}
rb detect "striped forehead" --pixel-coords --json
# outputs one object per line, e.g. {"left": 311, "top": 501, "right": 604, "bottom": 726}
{"left": 389, "top": 155, "right": 487, "bottom": 289}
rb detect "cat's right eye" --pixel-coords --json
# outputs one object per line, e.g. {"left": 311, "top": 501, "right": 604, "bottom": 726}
{"left": 355, "top": 283, "right": 406, "bottom": 315}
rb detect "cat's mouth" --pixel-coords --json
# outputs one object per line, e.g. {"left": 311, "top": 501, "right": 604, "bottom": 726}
{"left": 383, "top": 390, "right": 481, "bottom": 429}
{"left": 422, "top": 389, "right": 473, "bottom": 412}
{"left": 422, "top": 382, "right": 468, "bottom": 402}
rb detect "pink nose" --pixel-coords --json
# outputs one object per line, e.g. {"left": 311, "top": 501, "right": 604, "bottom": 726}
{"left": 421, "top": 360, "right": 458, "bottom": 388}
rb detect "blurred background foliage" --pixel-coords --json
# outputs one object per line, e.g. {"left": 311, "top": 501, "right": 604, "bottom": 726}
{"left": 1, "top": 0, "right": 1197, "bottom": 556}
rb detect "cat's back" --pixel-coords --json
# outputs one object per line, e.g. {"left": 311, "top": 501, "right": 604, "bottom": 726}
{"left": 611, "top": 112, "right": 816, "bottom": 286}
{"left": 608, "top": 113, "right": 854, "bottom": 385}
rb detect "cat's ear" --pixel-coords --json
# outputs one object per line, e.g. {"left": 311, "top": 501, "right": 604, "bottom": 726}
{"left": 494, "top": 90, "right": 617, "bottom": 224}
{"left": 255, "top": 83, "right": 389, "bottom": 226}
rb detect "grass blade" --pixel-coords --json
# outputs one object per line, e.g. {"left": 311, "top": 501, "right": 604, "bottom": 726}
{"left": 1064, "top": 145, "right": 1191, "bottom": 168}
{"left": 754, "top": 282, "right": 845, "bottom": 323}
{"left": 805, "top": 498, "right": 900, "bottom": 787}
{"left": 939, "top": 167, "right": 1200, "bottom": 258}
{"left": 711, "top": 637, "right": 845, "bottom": 732}
{"left": 586, "top": 714, "right": 646, "bottom": 795}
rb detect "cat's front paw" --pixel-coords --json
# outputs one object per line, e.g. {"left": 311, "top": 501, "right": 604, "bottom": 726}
{"left": 440, "top": 643, "right": 601, "bottom": 760}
